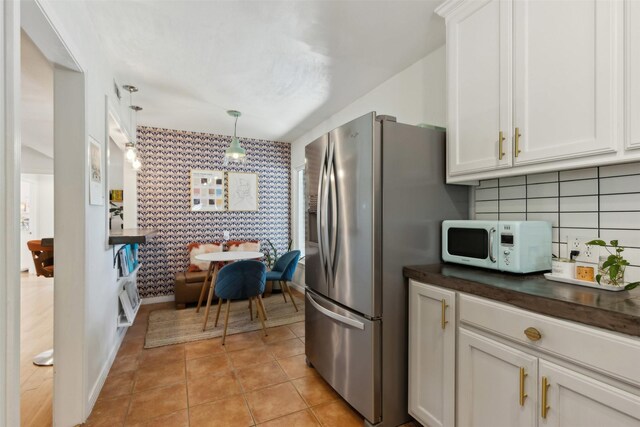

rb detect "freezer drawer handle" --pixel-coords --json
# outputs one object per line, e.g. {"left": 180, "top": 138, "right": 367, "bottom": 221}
{"left": 307, "top": 294, "right": 365, "bottom": 330}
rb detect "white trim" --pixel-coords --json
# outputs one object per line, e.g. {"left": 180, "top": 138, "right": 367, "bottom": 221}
{"left": 1, "top": 1, "right": 22, "bottom": 425}
{"left": 289, "top": 281, "right": 305, "bottom": 294}
{"left": 86, "top": 327, "right": 126, "bottom": 415}
{"left": 292, "top": 164, "right": 305, "bottom": 256}
{"left": 142, "top": 294, "right": 175, "bottom": 305}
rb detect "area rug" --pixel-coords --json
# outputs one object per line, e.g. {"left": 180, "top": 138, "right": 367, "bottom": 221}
{"left": 144, "top": 294, "right": 305, "bottom": 348}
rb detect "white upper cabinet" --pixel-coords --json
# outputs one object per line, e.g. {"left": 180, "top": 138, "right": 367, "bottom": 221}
{"left": 437, "top": 0, "right": 633, "bottom": 183}
{"left": 513, "top": 0, "right": 617, "bottom": 164}
{"left": 444, "top": 0, "right": 512, "bottom": 176}
{"left": 626, "top": 0, "right": 640, "bottom": 151}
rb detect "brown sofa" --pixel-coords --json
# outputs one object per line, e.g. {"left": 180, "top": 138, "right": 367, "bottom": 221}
{"left": 174, "top": 270, "right": 209, "bottom": 309}
{"left": 174, "top": 240, "right": 261, "bottom": 309}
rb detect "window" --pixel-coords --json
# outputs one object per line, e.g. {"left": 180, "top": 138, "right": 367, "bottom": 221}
{"left": 294, "top": 166, "right": 305, "bottom": 256}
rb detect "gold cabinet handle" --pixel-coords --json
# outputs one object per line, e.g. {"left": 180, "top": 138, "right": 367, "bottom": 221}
{"left": 541, "top": 376, "right": 550, "bottom": 418}
{"left": 514, "top": 127, "right": 522, "bottom": 157}
{"left": 441, "top": 299, "right": 449, "bottom": 330}
{"left": 499, "top": 131, "right": 506, "bottom": 160}
{"left": 519, "top": 367, "right": 528, "bottom": 406}
{"left": 524, "top": 327, "right": 542, "bottom": 341}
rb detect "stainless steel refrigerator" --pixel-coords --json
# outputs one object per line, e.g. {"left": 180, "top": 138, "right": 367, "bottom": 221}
{"left": 305, "top": 112, "right": 468, "bottom": 426}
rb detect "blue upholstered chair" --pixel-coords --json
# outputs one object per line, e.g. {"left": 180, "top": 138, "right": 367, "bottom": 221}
{"left": 266, "top": 250, "right": 301, "bottom": 312}
{"left": 213, "top": 260, "right": 267, "bottom": 344}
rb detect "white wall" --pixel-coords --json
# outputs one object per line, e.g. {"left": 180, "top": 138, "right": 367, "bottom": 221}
{"left": 291, "top": 46, "right": 446, "bottom": 168}
{"left": 22, "top": 1, "right": 136, "bottom": 424}
{"left": 289, "top": 46, "right": 446, "bottom": 261}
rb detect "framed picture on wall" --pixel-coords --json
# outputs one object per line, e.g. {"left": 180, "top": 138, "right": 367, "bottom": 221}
{"left": 228, "top": 172, "right": 258, "bottom": 211}
{"left": 191, "top": 169, "right": 225, "bottom": 211}
{"left": 89, "top": 136, "right": 105, "bottom": 206}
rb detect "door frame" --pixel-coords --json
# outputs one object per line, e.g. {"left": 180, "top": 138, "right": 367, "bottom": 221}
{"left": 2, "top": 0, "right": 89, "bottom": 425}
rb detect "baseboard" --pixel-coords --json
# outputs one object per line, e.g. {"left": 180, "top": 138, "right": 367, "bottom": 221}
{"left": 290, "top": 281, "right": 305, "bottom": 293}
{"left": 86, "top": 327, "right": 126, "bottom": 418}
{"left": 141, "top": 294, "right": 175, "bottom": 305}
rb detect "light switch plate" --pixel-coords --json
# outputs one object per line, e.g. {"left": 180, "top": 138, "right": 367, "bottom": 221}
{"left": 223, "top": 231, "right": 230, "bottom": 240}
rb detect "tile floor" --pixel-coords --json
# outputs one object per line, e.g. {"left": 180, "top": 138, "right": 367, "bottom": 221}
{"left": 84, "top": 301, "right": 418, "bottom": 426}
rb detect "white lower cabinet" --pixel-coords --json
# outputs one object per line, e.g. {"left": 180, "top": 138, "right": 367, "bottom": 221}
{"left": 408, "top": 282, "right": 640, "bottom": 427}
{"left": 539, "top": 360, "right": 640, "bottom": 427}
{"left": 458, "top": 328, "right": 537, "bottom": 427}
{"left": 408, "top": 280, "right": 456, "bottom": 427}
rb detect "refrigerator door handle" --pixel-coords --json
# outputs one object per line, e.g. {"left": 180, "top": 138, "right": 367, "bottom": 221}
{"left": 324, "top": 140, "right": 335, "bottom": 286}
{"left": 329, "top": 149, "right": 338, "bottom": 275}
{"left": 317, "top": 158, "right": 327, "bottom": 272}
{"left": 307, "top": 293, "right": 365, "bottom": 330}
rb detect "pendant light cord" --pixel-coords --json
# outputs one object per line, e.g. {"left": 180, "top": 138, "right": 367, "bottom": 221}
{"left": 234, "top": 115, "right": 238, "bottom": 138}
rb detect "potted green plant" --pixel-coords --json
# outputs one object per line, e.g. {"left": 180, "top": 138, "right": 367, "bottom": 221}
{"left": 586, "top": 239, "right": 640, "bottom": 290}
{"left": 109, "top": 202, "right": 123, "bottom": 230}
{"left": 263, "top": 238, "right": 293, "bottom": 270}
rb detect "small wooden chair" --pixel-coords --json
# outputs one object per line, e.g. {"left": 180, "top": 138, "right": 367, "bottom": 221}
{"left": 27, "top": 240, "right": 54, "bottom": 278}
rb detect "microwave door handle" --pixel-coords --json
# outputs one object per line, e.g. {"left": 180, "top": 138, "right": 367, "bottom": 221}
{"left": 489, "top": 227, "right": 497, "bottom": 263}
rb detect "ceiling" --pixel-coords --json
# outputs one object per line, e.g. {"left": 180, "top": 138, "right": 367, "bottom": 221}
{"left": 84, "top": 0, "right": 445, "bottom": 142}
{"left": 21, "top": 30, "right": 54, "bottom": 159}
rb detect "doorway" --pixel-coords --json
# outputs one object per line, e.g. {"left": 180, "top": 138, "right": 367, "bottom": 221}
{"left": 2, "top": 1, "right": 90, "bottom": 425}
{"left": 19, "top": 29, "right": 55, "bottom": 427}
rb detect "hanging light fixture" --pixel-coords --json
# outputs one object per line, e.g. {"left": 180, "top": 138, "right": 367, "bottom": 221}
{"left": 123, "top": 85, "right": 143, "bottom": 170}
{"left": 224, "top": 110, "right": 246, "bottom": 165}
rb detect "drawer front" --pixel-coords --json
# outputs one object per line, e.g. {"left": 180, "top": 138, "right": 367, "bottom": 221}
{"left": 459, "top": 294, "right": 640, "bottom": 386}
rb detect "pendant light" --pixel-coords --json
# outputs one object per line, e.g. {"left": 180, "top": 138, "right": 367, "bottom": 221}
{"left": 224, "top": 110, "right": 246, "bottom": 165}
{"left": 123, "top": 85, "right": 143, "bottom": 170}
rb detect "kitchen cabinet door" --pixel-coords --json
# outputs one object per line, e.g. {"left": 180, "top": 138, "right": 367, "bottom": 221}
{"left": 445, "top": 0, "right": 512, "bottom": 177}
{"left": 625, "top": 0, "right": 640, "bottom": 151}
{"left": 458, "top": 328, "right": 537, "bottom": 427}
{"left": 408, "top": 280, "right": 456, "bottom": 427}
{"left": 539, "top": 359, "right": 640, "bottom": 427}
{"left": 513, "top": 0, "right": 618, "bottom": 164}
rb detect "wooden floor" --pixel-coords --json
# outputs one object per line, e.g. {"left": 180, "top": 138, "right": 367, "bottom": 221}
{"left": 20, "top": 272, "right": 54, "bottom": 427}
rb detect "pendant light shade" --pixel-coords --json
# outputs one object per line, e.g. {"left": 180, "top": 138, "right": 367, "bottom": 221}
{"left": 125, "top": 142, "right": 136, "bottom": 163}
{"left": 225, "top": 110, "right": 246, "bottom": 165}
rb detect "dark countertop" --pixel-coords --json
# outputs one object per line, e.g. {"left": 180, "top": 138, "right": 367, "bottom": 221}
{"left": 403, "top": 264, "right": 640, "bottom": 337}
{"left": 109, "top": 228, "right": 158, "bottom": 245}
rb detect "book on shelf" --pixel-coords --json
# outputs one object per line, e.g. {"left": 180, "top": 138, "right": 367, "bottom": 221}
{"left": 117, "top": 243, "right": 140, "bottom": 278}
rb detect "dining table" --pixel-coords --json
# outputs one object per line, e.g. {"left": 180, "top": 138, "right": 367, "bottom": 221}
{"left": 195, "top": 251, "right": 264, "bottom": 331}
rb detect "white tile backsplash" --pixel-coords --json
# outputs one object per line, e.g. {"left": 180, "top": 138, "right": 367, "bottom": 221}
{"left": 499, "top": 185, "right": 526, "bottom": 200}
{"left": 559, "top": 196, "right": 598, "bottom": 212}
{"left": 500, "top": 199, "right": 526, "bottom": 212}
{"left": 559, "top": 167, "right": 598, "bottom": 181}
{"left": 475, "top": 187, "right": 499, "bottom": 201}
{"left": 527, "top": 197, "right": 558, "bottom": 212}
{"left": 600, "top": 175, "right": 639, "bottom": 194}
{"left": 527, "top": 172, "right": 559, "bottom": 184}
{"left": 560, "top": 179, "right": 598, "bottom": 196}
{"left": 475, "top": 164, "right": 640, "bottom": 262}
{"left": 499, "top": 176, "right": 526, "bottom": 186}
{"left": 600, "top": 193, "right": 640, "bottom": 211}
{"left": 527, "top": 182, "right": 559, "bottom": 198}
{"left": 599, "top": 161, "right": 640, "bottom": 178}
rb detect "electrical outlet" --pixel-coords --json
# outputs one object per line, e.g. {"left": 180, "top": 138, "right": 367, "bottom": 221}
{"left": 567, "top": 235, "right": 600, "bottom": 264}
{"left": 223, "top": 231, "right": 230, "bottom": 240}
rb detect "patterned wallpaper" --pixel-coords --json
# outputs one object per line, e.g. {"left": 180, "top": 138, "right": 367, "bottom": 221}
{"left": 136, "top": 126, "right": 291, "bottom": 298}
